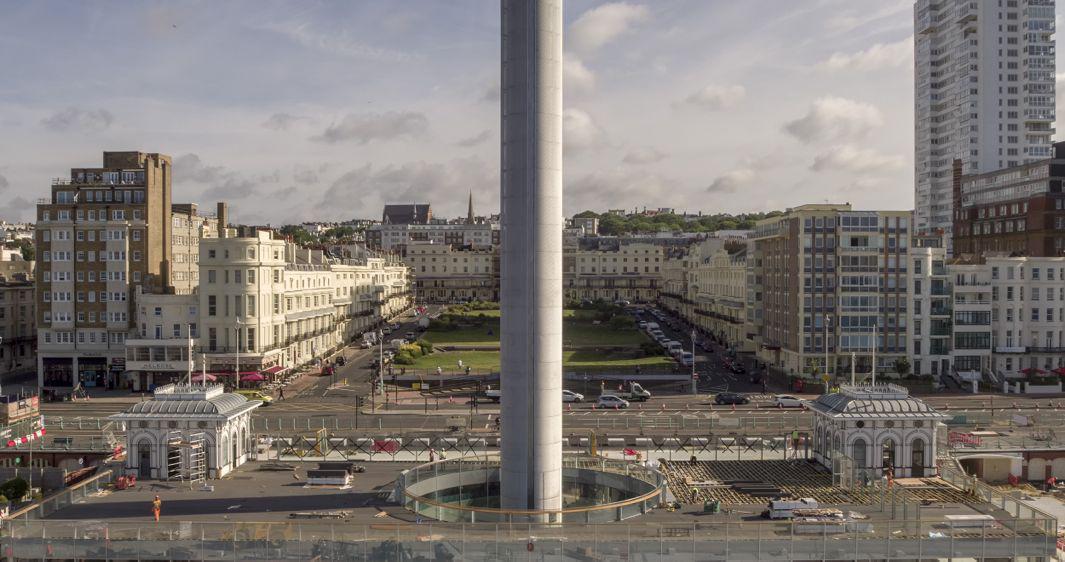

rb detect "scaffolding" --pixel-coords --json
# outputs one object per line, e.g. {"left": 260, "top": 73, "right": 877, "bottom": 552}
{"left": 165, "top": 431, "right": 208, "bottom": 487}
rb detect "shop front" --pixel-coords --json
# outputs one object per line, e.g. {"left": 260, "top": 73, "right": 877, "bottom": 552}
{"left": 78, "top": 358, "right": 108, "bottom": 389}
{"left": 41, "top": 358, "right": 74, "bottom": 389}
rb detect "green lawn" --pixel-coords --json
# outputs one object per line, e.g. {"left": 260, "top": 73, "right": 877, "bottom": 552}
{"left": 423, "top": 310, "right": 649, "bottom": 348}
{"left": 406, "top": 350, "right": 674, "bottom": 372}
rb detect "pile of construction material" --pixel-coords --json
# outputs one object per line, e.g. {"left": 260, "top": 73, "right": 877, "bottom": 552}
{"left": 306, "top": 462, "right": 366, "bottom": 487}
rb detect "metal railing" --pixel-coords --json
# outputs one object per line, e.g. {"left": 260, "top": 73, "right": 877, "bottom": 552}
{"left": 5, "top": 469, "right": 115, "bottom": 522}
{"left": 0, "top": 517, "right": 1055, "bottom": 560}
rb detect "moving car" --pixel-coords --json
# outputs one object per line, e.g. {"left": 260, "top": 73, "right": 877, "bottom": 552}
{"left": 597, "top": 394, "right": 630, "bottom": 409}
{"left": 774, "top": 395, "right": 804, "bottom": 408}
{"left": 714, "top": 392, "right": 749, "bottom": 405}
{"left": 562, "top": 390, "right": 584, "bottom": 403}
{"left": 678, "top": 352, "right": 694, "bottom": 367}
{"left": 236, "top": 390, "right": 274, "bottom": 405}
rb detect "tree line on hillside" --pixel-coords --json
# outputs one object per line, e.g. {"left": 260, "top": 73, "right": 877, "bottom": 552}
{"left": 573, "top": 210, "right": 783, "bottom": 236}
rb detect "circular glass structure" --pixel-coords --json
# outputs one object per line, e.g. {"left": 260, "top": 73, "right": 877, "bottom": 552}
{"left": 398, "top": 454, "right": 667, "bottom": 523}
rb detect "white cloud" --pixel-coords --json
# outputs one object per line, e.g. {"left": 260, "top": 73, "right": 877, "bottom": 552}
{"left": 784, "top": 97, "right": 883, "bottom": 144}
{"left": 174, "top": 153, "right": 259, "bottom": 201}
{"left": 810, "top": 145, "right": 905, "bottom": 174}
{"left": 707, "top": 168, "right": 755, "bottom": 194}
{"left": 456, "top": 129, "right": 491, "bottom": 147}
{"left": 622, "top": 147, "right": 667, "bottom": 165}
{"left": 293, "top": 167, "right": 319, "bottom": 185}
{"left": 316, "top": 158, "right": 497, "bottom": 218}
{"left": 822, "top": 36, "right": 912, "bottom": 71}
{"left": 564, "top": 108, "right": 605, "bottom": 154}
{"left": 569, "top": 2, "right": 650, "bottom": 54}
{"left": 564, "top": 53, "right": 596, "bottom": 94}
{"left": 566, "top": 169, "right": 677, "bottom": 211}
{"left": 680, "top": 84, "right": 746, "bottom": 111}
{"left": 263, "top": 113, "right": 309, "bottom": 131}
{"left": 259, "top": 21, "right": 417, "bottom": 62}
{"left": 313, "top": 111, "right": 428, "bottom": 144}
{"left": 41, "top": 107, "right": 114, "bottom": 132}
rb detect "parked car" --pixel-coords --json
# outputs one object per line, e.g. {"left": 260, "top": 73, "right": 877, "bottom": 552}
{"left": 597, "top": 394, "right": 630, "bottom": 409}
{"left": 774, "top": 395, "right": 804, "bottom": 408}
{"left": 638, "top": 321, "right": 648, "bottom": 329}
{"left": 678, "top": 352, "right": 694, "bottom": 367}
{"left": 562, "top": 390, "right": 584, "bottom": 403}
{"left": 714, "top": 392, "right": 749, "bottom": 405}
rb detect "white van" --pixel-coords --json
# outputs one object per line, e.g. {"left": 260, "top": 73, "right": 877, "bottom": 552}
{"left": 644, "top": 322, "right": 660, "bottom": 332}
{"left": 666, "top": 341, "right": 683, "bottom": 354}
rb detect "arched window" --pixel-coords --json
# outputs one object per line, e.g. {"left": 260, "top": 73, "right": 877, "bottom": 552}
{"left": 852, "top": 438, "right": 867, "bottom": 468}
{"left": 911, "top": 438, "right": 926, "bottom": 477}
{"left": 882, "top": 439, "right": 897, "bottom": 471}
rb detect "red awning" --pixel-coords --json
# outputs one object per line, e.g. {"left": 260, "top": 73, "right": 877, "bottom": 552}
{"left": 1021, "top": 367, "right": 1048, "bottom": 376}
{"left": 262, "top": 366, "right": 285, "bottom": 375}
{"left": 208, "top": 371, "right": 261, "bottom": 377}
{"left": 1054, "top": 367, "right": 1065, "bottom": 376}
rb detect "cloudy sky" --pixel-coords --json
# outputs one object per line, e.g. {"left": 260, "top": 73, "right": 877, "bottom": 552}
{"left": 0, "top": 0, "right": 1025, "bottom": 224}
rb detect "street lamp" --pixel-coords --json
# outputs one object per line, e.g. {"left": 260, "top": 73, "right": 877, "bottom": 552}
{"left": 824, "top": 314, "right": 832, "bottom": 384}
{"left": 235, "top": 319, "right": 244, "bottom": 389}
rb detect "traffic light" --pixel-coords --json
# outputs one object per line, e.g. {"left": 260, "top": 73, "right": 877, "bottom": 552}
{"left": 356, "top": 396, "right": 366, "bottom": 407}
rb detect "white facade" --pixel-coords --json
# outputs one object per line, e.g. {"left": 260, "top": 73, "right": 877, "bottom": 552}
{"left": 111, "top": 384, "right": 260, "bottom": 480}
{"left": 196, "top": 230, "right": 411, "bottom": 374}
{"left": 809, "top": 385, "right": 947, "bottom": 480}
{"left": 368, "top": 222, "right": 499, "bottom": 252}
{"left": 986, "top": 255, "right": 1065, "bottom": 376}
{"left": 125, "top": 289, "right": 200, "bottom": 391}
{"left": 914, "top": 0, "right": 1056, "bottom": 241}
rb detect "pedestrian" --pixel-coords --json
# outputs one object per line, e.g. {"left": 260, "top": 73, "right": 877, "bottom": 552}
{"left": 458, "top": 359, "right": 464, "bottom": 369}
{"left": 437, "top": 366, "right": 443, "bottom": 376}
{"left": 152, "top": 495, "right": 162, "bottom": 522}
{"left": 278, "top": 387, "right": 285, "bottom": 401}
{"left": 429, "top": 448, "right": 436, "bottom": 462}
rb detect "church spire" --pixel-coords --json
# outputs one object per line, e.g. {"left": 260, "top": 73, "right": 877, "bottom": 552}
{"left": 467, "top": 191, "right": 475, "bottom": 224}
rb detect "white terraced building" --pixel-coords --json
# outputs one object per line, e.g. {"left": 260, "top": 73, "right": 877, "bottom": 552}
{"left": 196, "top": 229, "right": 411, "bottom": 375}
{"left": 913, "top": 0, "right": 1056, "bottom": 246}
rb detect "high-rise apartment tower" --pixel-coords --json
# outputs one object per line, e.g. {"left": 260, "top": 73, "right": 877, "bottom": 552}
{"left": 914, "top": 0, "right": 1056, "bottom": 248}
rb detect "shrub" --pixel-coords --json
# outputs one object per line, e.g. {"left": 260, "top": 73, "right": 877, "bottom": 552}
{"left": 639, "top": 342, "right": 662, "bottom": 357}
{"left": 399, "top": 343, "right": 423, "bottom": 358}
{"left": 0, "top": 478, "right": 28, "bottom": 503}
{"left": 416, "top": 339, "right": 434, "bottom": 355}
{"left": 393, "top": 351, "right": 415, "bottom": 365}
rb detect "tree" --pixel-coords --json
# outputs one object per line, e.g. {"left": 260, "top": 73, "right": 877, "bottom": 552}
{"left": 4, "top": 239, "right": 33, "bottom": 261}
{"left": 278, "top": 225, "right": 315, "bottom": 246}
{"left": 0, "top": 477, "right": 28, "bottom": 503}
{"left": 573, "top": 210, "right": 599, "bottom": 219}
{"left": 893, "top": 358, "right": 912, "bottom": 378}
{"left": 324, "top": 226, "right": 356, "bottom": 240}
